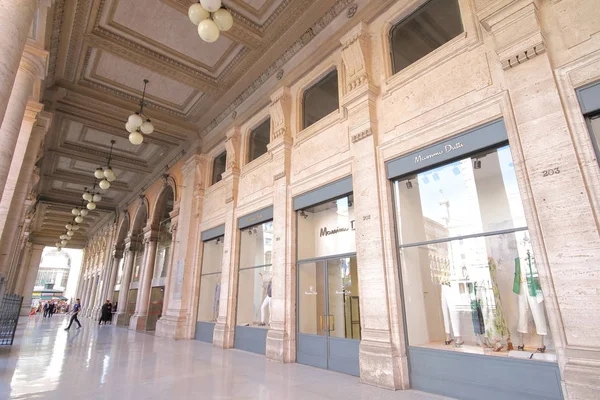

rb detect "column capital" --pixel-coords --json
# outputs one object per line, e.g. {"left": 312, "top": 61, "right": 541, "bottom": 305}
{"left": 23, "top": 101, "right": 44, "bottom": 123}
{"left": 20, "top": 44, "right": 49, "bottom": 80}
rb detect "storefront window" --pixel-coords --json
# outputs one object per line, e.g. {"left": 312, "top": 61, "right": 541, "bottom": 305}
{"left": 197, "top": 236, "right": 224, "bottom": 322}
{"left": 132, "top": 244, "right": 144, "bottom": 283}
{"left": 236, "top": 221, "right": 273, "bottom": 328}
{"left": 154, "top": 219, "right": 172, "bottom": 279}
{"left": 586, "top": 113, "right": 600, "bottom": 163}
{"left": 115, "top": 257, "right": 124, "bottom": 285}
{"left": 297, "top": 195, "right": 356, "bottom": 260}
{"left": 393, "top": 145, "right": 554, "bottom": 359}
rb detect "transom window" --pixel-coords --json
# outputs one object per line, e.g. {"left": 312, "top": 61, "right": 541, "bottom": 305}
{"left": 248, "top": 118, "right": 271, "bottom": 163}
{"left": 302, "top": 70, "right": 339, "bottom": 129}
{"left": 211, "top": 151, "right": 227, "bottom": 185}
{"left": 390, "top": 0, "right": 463, "bottom": 74}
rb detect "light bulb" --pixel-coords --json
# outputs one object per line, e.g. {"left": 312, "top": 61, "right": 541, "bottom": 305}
{"left": 128, "top": 113, "right": 143, "bottom": 127}
{"left": 65, "top": 236, "right": 71, "bottom": 241}
{"left": 94, "top": 168, "right": 104, "bottom": 179}
{"left": 213, "top": 8, "right": 233, "bottom": 31}
{"left": 75, "top": 216, "right": 83, "bottom": 223}
{"left": 126, "top": 121, "right": 137, "bottom": 133}
{"left": 188, "top": 3, "right": 209, "bottom": 25}
{"left": 66, "top": 224, "right": 73, "bottom": 230}
{"left": 200, "top": 0, "right": 221, "bottom": 13}
{"left": 129, "top": 131, "right": 144, "bottom": 145}
{"left": 104, "top": 168, "right": 116, "bottom": 182}
{"left": 57, "top": 247, "right": 62, "bottom": 252}
{"left": 83, "top": 192, "right": 92, "bottom": 201}
{"left": 72, "top": 225, "right": 80, "bottom": 231}
{"left": 67, "top": 231, "right": 74, "bottom": 236}
{"left": 140, "top": 120, "right": 154, "bottom": 134}
{"left": 93, "top": 194, "right": 102, "bottom": 202}
{"left": 60, "top": 235, "right": 67, "bottom": 240}
{"left": 99, "top": 179, "right": 111, "bottom": 190}
{"left": 55, "top": 242, "right": 61, "bottom": 247}
{"left": 72, "top": 208, "right": 80, "bottom": 216}
{"left": 87, "top": 202, "right": 97, "bottom": 210}
{"left": 80, "top": 209, "right": 89, "bottom": 217}
{"left": 61, "top": 240, "right": 67, "bottom": 245}
{"left": 198, "top": 19, "right": 220, "bottom": 42}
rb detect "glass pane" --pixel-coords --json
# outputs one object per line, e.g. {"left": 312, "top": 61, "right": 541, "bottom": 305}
{"left": 303, "top": 70, "right": 339, "bottom": 129}
{"left": 248, "top": 118, "right": 271, "bottom": 162}
{"left": 297, "top": 195, "right": 356, "bottom": 260}
{"left": 327, "top": 257, "right": 361, "bottom": 339}
{"left": 298, "top": 262, "right": 326, "bottom": 336}
{"left": 399, "top": 231, "right": 554, "bottom": 358}
{"left": 147, "top": 287, "right": 164, "bottom": 330}
{"left": 393, "top": 145, "right": 526, "bottom": 245}
{"left": 154, "top": 219, "right": 172, "bottom": 279}
{"left": 212, "top": 151, "right": 227, "bottom": 185}
{"left": 115, "top": 257, "right": 124, "bottom": 285}
{"left": 588, "top": 114, "right": 600, "bottom": 160}
{"left": 236, "top": 265, "right": 272, "bottom": 328}
{"left": 391, "top": 0, "right": 463, "bottom": 73}
{"left": 132, "top": 245, "right": 145, "bottom": 283}
{"left": 197, "top": 273, "right": 221, "bottom": 322}
{"left": 201, "top": 237, "right": 224, "bottom": 274}
{"left": 126, "top": 289, "right": 137, "bottom": 319}
{"left": 239, "top": 221, "right": 273, "bottom": 269}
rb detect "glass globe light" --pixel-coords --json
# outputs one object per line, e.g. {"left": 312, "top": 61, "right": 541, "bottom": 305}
{"left": 93, "top": 194, "right": 102, "bottom": 202}
{"left": 72, "top": 208, "right": 80, "bottom": 216}
{"left": 128, "top": 113, "right": 143, "bottom": 128}
{"left": 57, "top": 247, "right": 62, "bottom": 252}
{"left": 80, "top": 209, "right": 89, "bottom": 217}
{"left": 126, "top": 121, "right": 137, "bottom": 133}
{"left": 129, "top": 131, "right": 144, "bottom": 145}
{"left": 66, "top": 224, "right": 73, "bottom": 230}
{"left": 67, "top": 231, "right": 75, "bottom": 236}
{"left": 65, "top": 236, "right": 71, "bottom": 241}
{"left": 55, "top": 242, "right": 61, "bottom": 247}
{"left": 60, "top": 234, "right": 67, "bottom": 240}
{"left": 72, "top": 225, "right": 80, "bottom": 231}
{"left": 75, "top": 216, "right": 83, "bottom": 223}
{"left": 104, "top": 168, "right": 116, "bottom": 182}
{"left": 87, "top": 201, "right": 97, "bottom": 210}
{"left": 188, "top": 3, "right": 209, "bottom": 25}
{"left": 200, "top": 0, "right": 221, "bottom": 12}
{"left": 99, "top": 179, "right": 111, "bottom": 190}
{"left": 213, "top": 8, "right": 233, "bottom": 31}
{"left": 61, "top": 240, "right": 67, "bottom": 246}
{"left": 94, "top": 168, "right": 105, "bottom": 179}
{"left": 83, "top": 191, "right": 92, "bottom": 201}
{"left": 198, "top": 19, "right": 220, "bottom": 42}
{"left": 140, "top": 120, "right": 154, "bottom": 134}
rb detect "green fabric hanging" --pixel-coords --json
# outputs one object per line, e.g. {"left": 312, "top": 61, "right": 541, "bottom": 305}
{"left": 513, "top": 258, "right": 521, "bottom": 295}
{"left": 527, "top": 253, "right": 538, "bottom": 297}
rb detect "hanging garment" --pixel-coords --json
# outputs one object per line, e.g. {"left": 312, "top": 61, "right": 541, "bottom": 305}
{"left": 487, "top": 258, "right": 510, "bottom": 342}
{"left": 517, "top": 280, "right": 548, "bottom": 335}
{"left": 469, "top": 284, "right": 485, "bottom": 335}
{"left": 441, "top": 284, "right": 461, "bottom": 337}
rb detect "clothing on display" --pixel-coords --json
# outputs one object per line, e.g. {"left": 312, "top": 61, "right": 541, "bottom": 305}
{"left": 487, "top": 257, "right": 511, "bottom": 351}
{"left": 441, "top": 284, "right": 461, "bottom": 340}
{"left": 515, "top": 254, "right": 547, "bottom": 338}
{"left": 469, "top": 284, "right": 485, "bottom": 335}
{"left": 213, "top": 282, "right": 220, "bottom": 321}
{"left": 260, "top": 281, "right": 272, "bottom": 325}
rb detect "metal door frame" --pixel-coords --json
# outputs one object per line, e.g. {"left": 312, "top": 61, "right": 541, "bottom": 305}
{"left": 296, "top": 252, "right": 358, "bottom": 374}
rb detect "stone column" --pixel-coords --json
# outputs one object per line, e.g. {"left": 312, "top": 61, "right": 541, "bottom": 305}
{"left": 156, "top": 155, "right": 204, "bottom": 340}
{"left": 213, "top": 128, "right": 241, "bottom": 349}
{"left": 265, "top": 87, "right": 296, "bottom": 362}
{"left": 114, "top": 240, "right": 136, "bottom": 325}
{"left": 340, "top": 23, "right": 407, "bottom": 389}
{"left": 104, "top": 249, "right": 123, "bottom": 304}
{"left": 129, "top": 227, "right": 158, "bottom": 331}
{"left": 19, "top": 243, "right": 44, "bottom": 316}
{"left": 158, "top": 210, "right": 178, "bottom": 320}
{"left": 481, "top": 3, "right": 600, "bottom": 398}
{"left": 0, "top": 0, "right": 39, "bottom": 127}
{"left": 14, "top": 241, "right": 33, "bottom": 297}
{"left": 0, "top": 111, "right": 49, "bottom": 279}
{"left": 0, "top": 47, "right": 47, "bottom": 205}
{"left": 86, "top": 275, "right": 99, "bottom": 318}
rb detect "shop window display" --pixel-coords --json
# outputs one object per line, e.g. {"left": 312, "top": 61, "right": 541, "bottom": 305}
{"left": 393, "top": 145, "right": 554, "bottom": 360}
{"left": 236, "top": 221, "right": 273, "bottom": 328}
{"left": 153, "top": 219, "right": 172, "bottom": 279}
{"left": 197, "top": 236, "right": 224, "bottom": 322}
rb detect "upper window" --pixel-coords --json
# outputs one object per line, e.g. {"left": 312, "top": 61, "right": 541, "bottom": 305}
{"left": 302, "top": 70, "right": 339, "bottom": 129}
{"left": 586, "top": 113, "right": 600, "bottom": 164}
{"left": 211, "top": 151, "right": 227, "bottom": 185}
{"left": 390, "top": 0, "right": 463, "bottom": 74}
{"left": 248, "top": 118, "right": 271, "bottom": 163}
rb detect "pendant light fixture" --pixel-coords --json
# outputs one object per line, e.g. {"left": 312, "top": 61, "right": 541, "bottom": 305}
{"left": 188, "top": 0, "right": 233, "bottom": 43}
{"left": 126, "top": 79, "right": 154, "bottom": 145}
{"left": 95, "top": 140, "right": 117, "bottom": 189}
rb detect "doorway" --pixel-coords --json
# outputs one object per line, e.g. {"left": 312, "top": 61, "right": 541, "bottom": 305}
{"left": 146, "top": 287, "right": 164, "bottom": 331}
{"left": 296, "top": 255, "right": 360, "bottom": 376}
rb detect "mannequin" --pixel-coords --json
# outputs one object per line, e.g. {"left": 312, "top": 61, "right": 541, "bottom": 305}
{"left": 431, "top": 258, "right": 462, "bottom": 346}
{"left": 259, "top": 279, "right": 272, "bottom": 326}
{"left": 513, "top": 251, "right": 547, "bottom": 353}
{"left": 212, "top": 282, "right": 220, "bottom": 322}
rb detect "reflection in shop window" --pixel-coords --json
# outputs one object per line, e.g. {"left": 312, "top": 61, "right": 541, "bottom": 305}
{"left": 390, "top": 0, "right": 463, "bottom": 74}
{"left": 236, "top": 221, "right": 273, "bottom": 328}
{"left": 393, "top": 145, "right": 554, "bottom": 360}
{"left": 197, "top": 236, "right": 224, "bottom": 322}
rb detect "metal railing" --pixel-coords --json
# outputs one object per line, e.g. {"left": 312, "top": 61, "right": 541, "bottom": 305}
{"left": 0, "top": 294, "right": 23, "bottom": 346}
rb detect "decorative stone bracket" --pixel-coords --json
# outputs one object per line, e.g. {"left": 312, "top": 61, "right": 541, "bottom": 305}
{"left": 340, "top": 22, "right": 371, "bottom": 94}
{"left": 269, "top": 87, "right": 291, "bottom": 142}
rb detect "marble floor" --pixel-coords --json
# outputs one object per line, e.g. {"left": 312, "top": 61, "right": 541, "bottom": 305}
{"left": 0, "top": 315, "right": 452, "bottom": 400}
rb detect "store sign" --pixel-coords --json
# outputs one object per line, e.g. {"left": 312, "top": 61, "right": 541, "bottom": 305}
{"left": 414, "top": 142, "right": 464, "bottom": 164}
{"left": 319, "top": 220, "right": 355, "bottom": 237}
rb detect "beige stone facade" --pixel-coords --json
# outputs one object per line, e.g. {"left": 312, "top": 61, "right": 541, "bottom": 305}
{"left": 3, "top": 0, "right": 600, "bottom": 399}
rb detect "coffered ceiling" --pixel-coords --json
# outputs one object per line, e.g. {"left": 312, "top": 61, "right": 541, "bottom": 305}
{"left": 33, "top": 0, "right": 352, "bottom": 246}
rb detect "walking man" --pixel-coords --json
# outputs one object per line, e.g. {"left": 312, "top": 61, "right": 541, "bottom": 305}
{"left": 65, "top": 299, "right": 82, "bottom": 330}
{"left": 43, "top": 302, "right": 49, "bottom": 318}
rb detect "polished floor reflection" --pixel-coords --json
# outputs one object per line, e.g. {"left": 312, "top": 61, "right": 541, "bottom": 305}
{"left": 0, "top": 316, "right": 451, "bottom": 400}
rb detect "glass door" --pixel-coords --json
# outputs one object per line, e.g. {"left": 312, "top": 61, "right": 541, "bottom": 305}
{"left": 297, "top": 256, "right": 360, "bottom": 376}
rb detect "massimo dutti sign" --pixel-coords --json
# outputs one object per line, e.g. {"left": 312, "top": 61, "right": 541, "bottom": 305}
{"left": 386, "top": 119, "right": 508, "bottom": 180}
{"left": 319, "top": 220, "right": 356, "bottom": 237}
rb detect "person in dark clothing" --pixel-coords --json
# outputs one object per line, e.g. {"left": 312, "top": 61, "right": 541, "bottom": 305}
{"left": 43, "top": 302, "right": 49, "bottom": 318}
{"left": 48, "top": 302, "right": 55, "bottom": 317}
{"left": 99, "top": 300, "right": 112, "bottom": 325}
{"left": 65, "top": 299, "right": 82, "bottom": 330}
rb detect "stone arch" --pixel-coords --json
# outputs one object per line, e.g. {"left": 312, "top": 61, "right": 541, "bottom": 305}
{"left": 151, "top": 183, "right": 175, "bottom": 228}
{"left": 115, "top": 212, "right": 130, "bottom": 249}
{"left": 131, "top": 197, "right": 149, "bottom": 237}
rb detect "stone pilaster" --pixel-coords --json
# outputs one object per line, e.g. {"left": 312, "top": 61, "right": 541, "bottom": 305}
{"left": 156, "top": 154, "right": 205, "bottom": 340}
{"left": 14, "top": 241, "right": 32, "bottom": 298}
{"left": 19, "top": 243, "right": 44, "bottom": 316}
{"left": 129, "top": 226, "right": 158, "bottom": 331}
{"left": 340, "top": 23, "right": 408, "bottom": 390}
{"left": 105, "top": 248, "right": 123, "bottom": 305}
{"left": 481, "top": 2, "right": 600, "bottom": 398}
{"left": 114, "top": 239, "right": 137, "bottom": 325}
{"left": 213, "top": 127, "right": 241, "bottom": 349}
{"left": 265, "top": 87, "right": 296, "bottom": 363}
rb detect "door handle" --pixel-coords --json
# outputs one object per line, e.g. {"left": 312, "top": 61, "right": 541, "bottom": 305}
{"left": 319, "top": 315, "right": 324, "bottom": 331}
{"left": 328, "top": 315, "right": 335, "bottom": 332}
